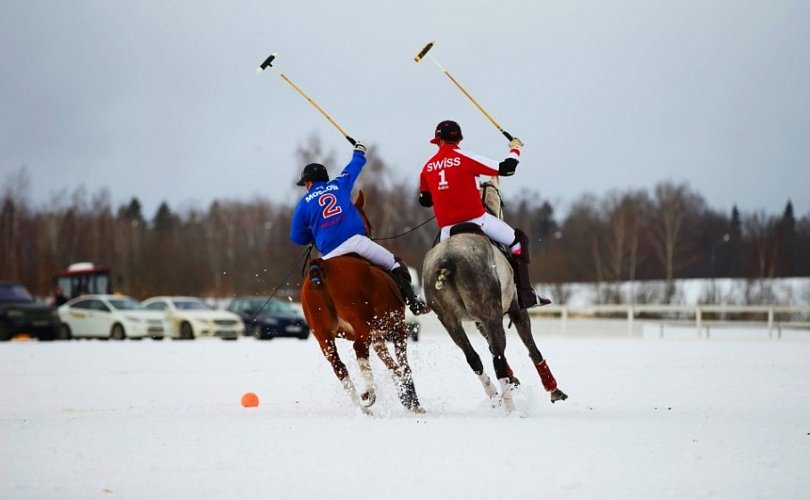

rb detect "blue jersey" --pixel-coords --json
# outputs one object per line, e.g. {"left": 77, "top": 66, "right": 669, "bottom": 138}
{"left": 290, "top": 150, "right": 368, "bottom": 255}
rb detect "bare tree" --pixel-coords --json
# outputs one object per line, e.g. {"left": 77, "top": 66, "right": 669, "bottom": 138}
{"left": 648, "top": 182, "right": 704, "bottom": 302}
{"left": 744, "top": 210, "right": 778, "bottom": 279}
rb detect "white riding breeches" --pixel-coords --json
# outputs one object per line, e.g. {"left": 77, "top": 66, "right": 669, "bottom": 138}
{"left": 322, "top": 234, "right": 398, "bottom": 270}
{"left": 440, "top": 213, "right": 518, "bottom": 249}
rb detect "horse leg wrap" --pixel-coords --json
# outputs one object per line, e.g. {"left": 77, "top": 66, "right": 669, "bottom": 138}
{"left": 357, "top": 358, "right": 377, "bottom": 407}
{"left": 477, "top": 372, "right": 499, "bottom": 398}
{"left": 342, "top": 378, "right": 361, "bottom": 406}
{"left": 358, "top": 358, "right": 375, "bottom": 391}
{"left": 535, "top": 360, "right": 558, "bottom": 392}
{"left": 498, "top": 377, "right": 516, "bottom": 413}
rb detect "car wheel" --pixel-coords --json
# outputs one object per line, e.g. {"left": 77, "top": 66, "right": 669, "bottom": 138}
{"left": 180, "top": 322, "right": 194, "bottom": 340}
{"left": 110, "top": 323, "right": 126, "bottom": 340}
{"left": 59, "top": 324, "right": 73, "bottom": 340}
{"left": 0, "top": 324, "right": 9, "bottom": 341}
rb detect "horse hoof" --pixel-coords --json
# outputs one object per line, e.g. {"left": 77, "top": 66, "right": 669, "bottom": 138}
{"left": 550, "top": 389, "right": 568, "bottom": 403}
{"left": 360, "top": 391, "right": 377, "bottom": 408}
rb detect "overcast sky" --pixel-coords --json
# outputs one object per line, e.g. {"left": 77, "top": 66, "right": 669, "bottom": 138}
{"left": 2, "top": 0, "right": 808, "bottom": 220}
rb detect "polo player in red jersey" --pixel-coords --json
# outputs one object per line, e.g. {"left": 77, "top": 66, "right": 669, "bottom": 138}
{"left": 418, "top": 120, "right": 550, "bottom": 309}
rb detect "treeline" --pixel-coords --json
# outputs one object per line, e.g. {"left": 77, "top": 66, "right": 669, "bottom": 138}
{"left": 2, "top": 151, "right": 808, "bottom": 303}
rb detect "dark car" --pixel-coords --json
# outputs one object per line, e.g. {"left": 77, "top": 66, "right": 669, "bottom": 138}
{"left": 226, "top": 297, "right": 310, "bottom": 340}
{"left": 0, "top": 281, "right": 60, "bottom": 341}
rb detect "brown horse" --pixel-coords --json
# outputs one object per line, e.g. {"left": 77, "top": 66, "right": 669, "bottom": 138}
{"left": 299, "top": 192, "right": 422, "bottom": 413}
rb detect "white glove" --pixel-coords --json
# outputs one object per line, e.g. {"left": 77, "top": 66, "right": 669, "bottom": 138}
{"left": 354, "top": 142, "right": 367, "bottom": 153}
{"left": 508, "top": 137, "right": 524, "bottom": 150}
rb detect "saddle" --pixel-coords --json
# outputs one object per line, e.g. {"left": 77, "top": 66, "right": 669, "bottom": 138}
{"left": 307, "top": 253, "right": 366, "bottom": 288}
{"left": 448, "top": 223, "right": 512, "bottom": 259}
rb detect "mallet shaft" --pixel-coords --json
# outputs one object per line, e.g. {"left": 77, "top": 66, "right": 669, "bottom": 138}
{"left": 417, "top": 43, "right": 515, "bottom": 142}
{"left": 276, "top": 71, "right": 352, "bottom": 141}
{"left": 258, "top": 53, "right": 356, "bottom": 146}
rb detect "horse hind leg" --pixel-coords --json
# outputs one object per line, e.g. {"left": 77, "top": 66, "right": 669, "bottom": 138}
{"left": 475, "top": 321, "right": 520, "bottom": 388}
{"left": 507, "top": 308, "right": 568, "bottom": 403}
{"left": 537, "top": 359, "right": 568, "bottom": 403}
{"left": 318, "top": 337, "right": 366, "bottom": 410}
{"left": 356, "top": 357, "right": 376, "bottom": 408}
{"left": 479, "top": 318, "right": 519, "bottom": 413}
{"left": 439, "top": 317, "right": 498, "bottom": 399}
{"left": 352, "top": 336, "right": 377, "bottom": 409}
{"left": 387, "top": 334, "right": 423, "bottom": 412}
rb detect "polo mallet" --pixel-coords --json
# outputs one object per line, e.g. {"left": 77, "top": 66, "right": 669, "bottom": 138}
{"left": 415, "top": 41, "right": 516, "bottom": 143}
{"left": 257, "top": 53, "right": 357, "bottom": 146}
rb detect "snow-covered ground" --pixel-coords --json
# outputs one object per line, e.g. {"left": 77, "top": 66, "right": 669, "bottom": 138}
{"left": 3, "top": 316, "right": 809, "bottom": 499}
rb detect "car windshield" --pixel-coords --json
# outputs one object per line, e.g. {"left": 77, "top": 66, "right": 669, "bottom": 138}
{"left": 173, "top": 300, "right": 211, "bottom": 311}
{"left": 250, "top": 299, "right": 295, "bottom": 314}
{"left": 108, "top": 298, "right": 143, "bottom": 311}
{"left": 0, "top": 284, "right": 34, "bottom": 302}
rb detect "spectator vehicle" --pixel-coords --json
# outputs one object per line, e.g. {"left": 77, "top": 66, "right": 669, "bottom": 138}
{"left": 54, "top": 262, "right": 113, "bottom": 300}
{"left": 58, "top": 294, "right": 168, "bottom": 340}
{"left": 0, "top": 281, "right": 60, "bottom": 341}
{"left": 226, "top": 297, "right": 310, "bottom": 340}
{"left": 141, "top": 296, "right": 244, "bottom": 340}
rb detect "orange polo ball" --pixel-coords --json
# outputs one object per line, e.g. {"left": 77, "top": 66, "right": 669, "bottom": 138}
{"left": 241, "top": 392, "right": 259, "bottom": 408}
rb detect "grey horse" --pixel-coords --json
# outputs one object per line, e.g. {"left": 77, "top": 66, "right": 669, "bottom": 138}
{"left": 422, "top": 178, "right": 567, "bottom": 411}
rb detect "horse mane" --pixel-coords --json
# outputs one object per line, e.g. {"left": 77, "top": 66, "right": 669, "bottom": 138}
{"left": 353, "top": 190, "right": 373, "bottom": 236}
{"left": 480, "top": 177, "right": 504, "bottom": 220}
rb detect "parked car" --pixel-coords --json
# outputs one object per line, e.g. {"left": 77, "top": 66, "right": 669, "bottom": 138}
{"left": 141, "top": 296, "right": 244, "bottom": 340}
{"left": 226, "top": 297, "right": 310, "bottom": 340}
{"left": 0, "top": 281, "right": 60, "bottom": 341}
{"left": 58, "top": 294, "right": 168, "bottom": 340}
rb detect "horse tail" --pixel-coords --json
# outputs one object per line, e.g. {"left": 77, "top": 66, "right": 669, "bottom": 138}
{"left": 433, "top": 255, "right": 454, "bottom": 291}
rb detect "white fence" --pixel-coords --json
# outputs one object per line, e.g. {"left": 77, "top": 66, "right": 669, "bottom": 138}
{"left": 529, "top": 304, "right": 810, "bottom": 339}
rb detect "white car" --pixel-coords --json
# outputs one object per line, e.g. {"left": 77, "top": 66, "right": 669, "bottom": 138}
{"left": 141, "top": 296, "right": 244, "bottom": 340}
{"left": 58, "top": 294, "right": 169, "bottom": 340}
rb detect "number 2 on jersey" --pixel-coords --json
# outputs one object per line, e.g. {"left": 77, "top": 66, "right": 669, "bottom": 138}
{"left": 319, "top": 193, "right": 342, "bottom": 218}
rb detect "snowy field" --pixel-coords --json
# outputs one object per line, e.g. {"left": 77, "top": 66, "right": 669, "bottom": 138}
{"left": 2, "top": 316, "right": 809, "bottom": 500}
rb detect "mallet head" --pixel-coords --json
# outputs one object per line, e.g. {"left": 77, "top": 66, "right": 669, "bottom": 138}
{"left": 414, "top": 41, "right": 435, "bottom": 63}
{"left": 257, "top": 53, "right": 277, "bottom": 73}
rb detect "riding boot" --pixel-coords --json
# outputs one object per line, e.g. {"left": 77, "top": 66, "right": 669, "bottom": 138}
{"left": 509, "top": 229, "right": 551, "bottom": 309}
{"left": 390, "top": 264, "right": 431, "bottom": 316}
{"left": 508, "top": 257, "right": 546, "bottom": 309}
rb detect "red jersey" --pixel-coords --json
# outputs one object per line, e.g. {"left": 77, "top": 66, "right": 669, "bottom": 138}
{"left": 420, "top": 144, "right": 519, "bottom": 227}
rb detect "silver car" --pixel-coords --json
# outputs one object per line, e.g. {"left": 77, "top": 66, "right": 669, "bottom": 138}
{"left": 141, "top": 296, "right": 245, "bottom": 340}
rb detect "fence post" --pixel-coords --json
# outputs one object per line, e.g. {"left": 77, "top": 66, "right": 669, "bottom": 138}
{"left": 696, "top": 306, "right": 703, "bottom": 339}
{"left": 626, "top": 306, "right": 633, "bottom": 336}
{"left": 767, "top": 307, "right": 774, "bottom": 339}
{"left": 561, "top": 306, "right": 568, "bottom": 336}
